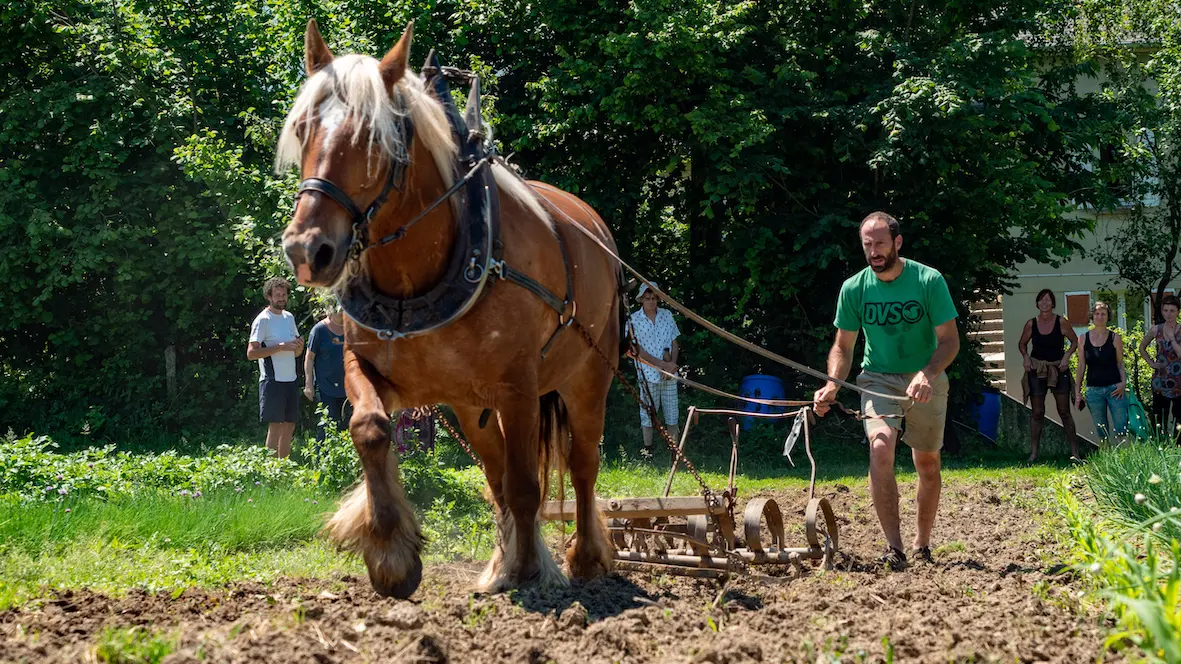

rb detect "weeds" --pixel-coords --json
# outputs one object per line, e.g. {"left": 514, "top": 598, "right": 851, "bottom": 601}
{"left": 1057, "top": 466, "right": 1181, "bottom": 663}
{"left": 92, "top": 626, "right": 178, "bottom": 664}
{"left": 1083, "top": 442, "right": 1181, "bottom": 543}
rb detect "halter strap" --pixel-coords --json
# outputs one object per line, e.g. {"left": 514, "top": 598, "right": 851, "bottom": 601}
{"left": 293, "top": 116, "right": 415, "bottom": 255}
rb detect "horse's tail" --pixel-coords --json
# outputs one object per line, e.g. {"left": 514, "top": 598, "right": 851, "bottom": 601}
{"left": 538, "top": 391, "right": 570, "bottom": 504}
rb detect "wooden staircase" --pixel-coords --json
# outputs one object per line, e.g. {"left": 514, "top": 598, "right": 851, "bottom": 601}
{"left": 969, "top": 297, "right": 1006, "bottom": 391}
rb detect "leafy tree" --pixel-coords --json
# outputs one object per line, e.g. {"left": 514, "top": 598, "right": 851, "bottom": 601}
{"left": 446, "top": 0, "right": 1105, "bottom": 414}
{"left": 0, "top": 0, "right": 300, "bottom": 437}
{"left": 0, "top": 0, "right": 1115, "bottom": 439}
{"left": 1074, "top": 0, "right": 1181, "bottom": 323}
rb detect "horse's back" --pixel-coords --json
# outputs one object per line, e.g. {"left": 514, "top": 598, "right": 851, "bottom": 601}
{"left": 525, "top": 181, "right": 617, "bottom": 253}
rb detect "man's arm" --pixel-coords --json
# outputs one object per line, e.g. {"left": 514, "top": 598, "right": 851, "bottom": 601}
{"left": 247, "top": 340, "right": 293, "bottom": 360}
{"left": 906, "top": 319, "right": 960, "bottom": 404}
{"left": 922, "top": 319, "right": 960, "bottom": 378}
{"left": 812, "top": 329, "right": 859, "bottom": 416}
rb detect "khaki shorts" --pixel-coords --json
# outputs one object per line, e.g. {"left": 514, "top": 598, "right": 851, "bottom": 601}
{"left": 856, "top": 371, "right": 949, "bottom": 453}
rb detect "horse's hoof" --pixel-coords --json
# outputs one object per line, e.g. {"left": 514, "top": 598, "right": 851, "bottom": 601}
{"left": 370, "top": 556, "right": 423, "bottom": 599}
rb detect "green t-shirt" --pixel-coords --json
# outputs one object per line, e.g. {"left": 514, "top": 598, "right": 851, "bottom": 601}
{"left": 834, "top": 259, "right": 958, "bottom": 374}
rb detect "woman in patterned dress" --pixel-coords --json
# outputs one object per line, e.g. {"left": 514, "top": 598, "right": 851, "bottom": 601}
{"left": 1139, "top": 294, "right": 1181, "bottom": 444}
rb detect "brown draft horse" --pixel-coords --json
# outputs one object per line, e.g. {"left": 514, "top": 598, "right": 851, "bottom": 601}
{"left": 277, "top": 20, "right": 619, "bottom": 598}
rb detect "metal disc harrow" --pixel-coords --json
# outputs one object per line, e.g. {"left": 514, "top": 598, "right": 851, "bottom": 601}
{"left": 541, "top": 407, "right": 839, "bottom": 578}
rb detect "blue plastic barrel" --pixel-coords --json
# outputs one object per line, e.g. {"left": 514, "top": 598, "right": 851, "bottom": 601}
{"left": 971, "top": 387, "right": 1001, "bottom": 441}
{"left": 739, "top": 375, "right": 786, "bottom": 430}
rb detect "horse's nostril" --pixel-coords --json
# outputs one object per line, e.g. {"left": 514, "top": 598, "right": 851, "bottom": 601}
{"left": 312, "top": 242, "right": 336, "bottom": 272}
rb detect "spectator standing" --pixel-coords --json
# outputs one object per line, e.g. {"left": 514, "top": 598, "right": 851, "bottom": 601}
{"left": 1074, "top": 301, "right": 1128, "bottom": 445}
{"left": 305, "top": 306, "right": 348, "bottom": 441}
{"left": 246, "top": 277, "right": 302, "bottom": 458}
{"left": 629, "top": 282, "right": 680, "bottom": 457}
{"left": 1017, "top": 289, "right": 1079, "bottom": 461}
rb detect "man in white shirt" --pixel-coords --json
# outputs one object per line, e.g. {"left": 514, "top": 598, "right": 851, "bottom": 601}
{"left": 247, "top": 277, "right": 303, "bottom": 458}
{"left": 629, "top": 282, "right": 681, "bottom": 456}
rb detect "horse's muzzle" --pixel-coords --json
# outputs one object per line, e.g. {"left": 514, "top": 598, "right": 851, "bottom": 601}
{"left": 282, "top": 230, "right": 342, "bottom": 286}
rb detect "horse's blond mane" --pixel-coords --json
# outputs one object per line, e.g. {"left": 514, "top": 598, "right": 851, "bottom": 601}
{"left": 274, "top": 52, "right": 549, "bottom": 230}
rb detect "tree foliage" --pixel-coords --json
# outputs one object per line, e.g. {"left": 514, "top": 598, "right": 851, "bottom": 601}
{"left": 1073, "top": 0, "right": 1181, "bottom": 322}
{"left": 0, "top": 0, "right": 1118, "bottom": 437}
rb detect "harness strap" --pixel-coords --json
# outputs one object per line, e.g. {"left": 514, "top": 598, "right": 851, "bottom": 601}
{"left": 376, "top": 156, "right": 491, "bottom": 246}
{"left": 297, "top": 178, "right": 364, "bottom": 221}
{"left": 495, "top": 262, "right": 566, "bottom": 315}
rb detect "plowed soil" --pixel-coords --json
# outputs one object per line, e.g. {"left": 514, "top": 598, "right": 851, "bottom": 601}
{"left": 1, "top": 477, "right": 1124, "bottom": 663}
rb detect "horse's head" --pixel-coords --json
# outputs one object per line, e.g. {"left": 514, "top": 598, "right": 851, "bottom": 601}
{"left": 276, "top": 20, "right": 455, "bottom": 288}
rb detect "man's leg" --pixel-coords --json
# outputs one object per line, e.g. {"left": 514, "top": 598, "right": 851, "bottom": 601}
{"left": 274, "top": 383, "right": 298, "bottom": 459}
{"left": 266, "top": 423, "right": 283, "bottom": 455}
{"left": 276, "top": 422, "right": 295, "bottom": 459}
{"left": 867, "top": 424, "right": 904, "bottom": 552}
{"left": 912, "top": 449, "right": 942, "bottom": 549}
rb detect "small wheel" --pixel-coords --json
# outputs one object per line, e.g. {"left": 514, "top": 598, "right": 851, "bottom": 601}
{"left": 742, "top": 498, "right": 785, "bottom": 553}
{"left": 686, "top": 515, "right": 711, "bottom": 555}
{"left": 805, "top": 498, "right": 839, "bottom": 568}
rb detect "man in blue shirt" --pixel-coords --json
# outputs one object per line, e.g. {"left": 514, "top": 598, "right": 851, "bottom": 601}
{"left": 304, "top": 306, "right": 348, "bottom": 441}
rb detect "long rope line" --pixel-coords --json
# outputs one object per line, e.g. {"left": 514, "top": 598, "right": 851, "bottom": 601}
{"left": 515, "top": 164, "right": 910, "bottom": 406}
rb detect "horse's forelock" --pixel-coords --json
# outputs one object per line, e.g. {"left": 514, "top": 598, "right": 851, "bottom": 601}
{"left": 274, "top": 49, "right": 550, "bottom": 234}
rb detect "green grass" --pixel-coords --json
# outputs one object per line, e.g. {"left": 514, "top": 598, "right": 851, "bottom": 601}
{"left": 93, "top": 626, "right": 179, "bottom": 664}
{"left": 0, "top": 486, "right": 364, "bottom": 609}
{"left": 0, "top": 415, "right": 1070, "bottom": 610}
{"left": 0, "top": 487, "right": 334, "bottom": 553}
{"left": 592, "top": 431, "right": 1067, "bottom": 499}
{"left": 1055, "top": 476, "right": 1181, "bottom": 663}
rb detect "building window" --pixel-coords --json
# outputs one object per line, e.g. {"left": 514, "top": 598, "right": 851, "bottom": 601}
{"left": 1065, "top": 291, "right": 1092, "bottom": 332}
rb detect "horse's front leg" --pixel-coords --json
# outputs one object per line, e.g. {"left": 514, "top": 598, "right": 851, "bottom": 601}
{"left": 326, "top": 352, "right": 424, "bottom": 598}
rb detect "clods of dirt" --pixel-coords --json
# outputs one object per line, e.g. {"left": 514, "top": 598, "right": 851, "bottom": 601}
{"left": 1, "top": 478, "right": 1128, "bottom": 663}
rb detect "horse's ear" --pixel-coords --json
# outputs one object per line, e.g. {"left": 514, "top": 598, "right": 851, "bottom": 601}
{"left": 305, "top": 19, "right": 334, "bottom": 76}
{"left": 379, "top": 22, "right": 414, "bottom": 91}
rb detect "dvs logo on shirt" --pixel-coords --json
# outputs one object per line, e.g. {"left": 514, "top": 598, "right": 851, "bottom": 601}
{"left": 864, "top": 300, "right": 925, "bottom": 325}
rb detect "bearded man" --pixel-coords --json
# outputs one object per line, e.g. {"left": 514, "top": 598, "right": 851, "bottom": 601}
{"left": 812, "top": 212, "right": 960, "bottom": 569}
{"left": 247, "top": 277, "right": 303, "bottom": 458}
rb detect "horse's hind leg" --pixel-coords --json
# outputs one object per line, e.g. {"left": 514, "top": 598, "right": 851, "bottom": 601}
{"left": 326, "top": 353, "right": 424, "bottom": 598}
{"left": 492, "top": 394, "right": 566, "bottom": 591}
{"left": 451, "top": 406, "right": 512, "bottom": 592}
{"left": 562, "top": 368, "right": 614, "bottom": 581}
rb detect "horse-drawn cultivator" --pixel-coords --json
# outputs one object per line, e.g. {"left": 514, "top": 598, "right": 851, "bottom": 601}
{"left": 541, "top": 406, "right": 839, "bottom": 579}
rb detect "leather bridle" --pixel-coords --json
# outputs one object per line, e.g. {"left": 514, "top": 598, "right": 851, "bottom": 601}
{"left": 292, "top": 116, "right": 415, "bottom": 260}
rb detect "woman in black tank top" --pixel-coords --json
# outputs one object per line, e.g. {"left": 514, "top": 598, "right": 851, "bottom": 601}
{"left": 1017, "top": 289, "right": 1079, "bottom": 461}
{"left": 1073, "top": 301, "right": 1128, "bottom": 444}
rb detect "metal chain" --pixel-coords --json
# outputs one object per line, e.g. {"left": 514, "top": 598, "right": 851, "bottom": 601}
{"left": 429, "top": 405, "right": 484, "bottom": 470}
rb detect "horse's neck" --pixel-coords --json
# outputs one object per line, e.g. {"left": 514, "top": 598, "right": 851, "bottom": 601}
{"left": 364, "top": 142, "right": 458, "bottom": 298}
